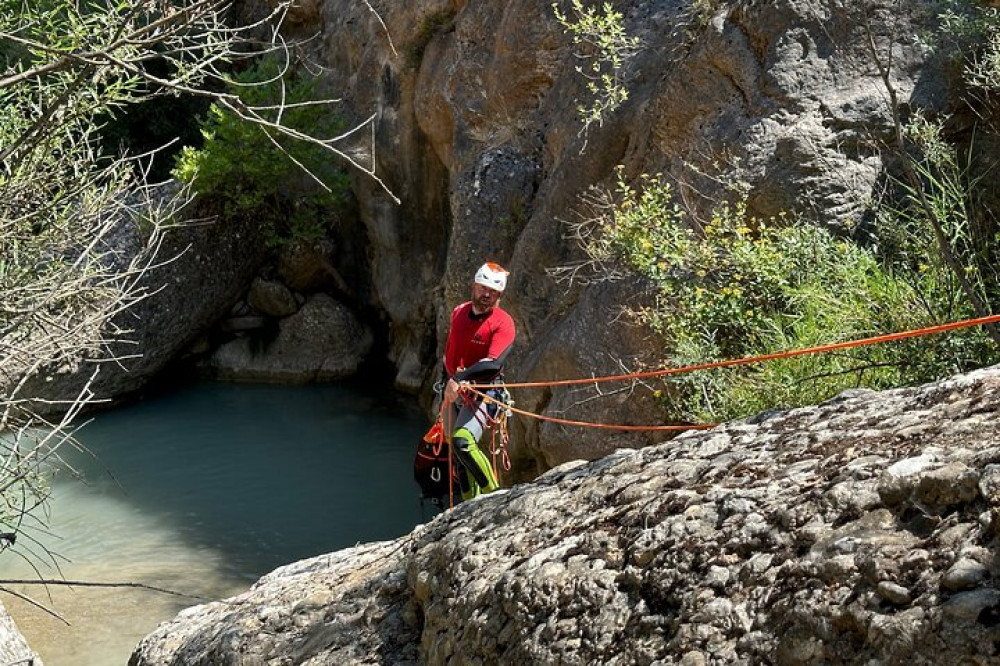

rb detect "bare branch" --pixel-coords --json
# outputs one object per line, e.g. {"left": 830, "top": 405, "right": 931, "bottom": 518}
{"left": 0, "top": 578, "right": 207, "bottom": 600}
{"left": 363, "top": 0, "right": 399, "bottom": 59}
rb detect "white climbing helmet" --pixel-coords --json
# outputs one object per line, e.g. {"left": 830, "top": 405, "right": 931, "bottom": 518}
{"left": 474, "top": 262, "right": 508, "bottom": 292}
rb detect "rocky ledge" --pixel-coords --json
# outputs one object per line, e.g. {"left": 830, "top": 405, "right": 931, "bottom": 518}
{"left": 0, "top": 601, "right": 41, "bottom": 666}
{"left": 131, "top": 365, "right": 1000, "bottom": 665}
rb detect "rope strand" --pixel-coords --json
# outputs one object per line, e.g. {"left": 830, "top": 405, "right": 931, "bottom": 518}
{"left": 458, "top": 313, "right": 1000, "bottom": 432}
{"left": 466, "top": 387, "right": 714, "bottom": 432}
{"left": 471, "top": 313, "right": 1000, "bottom": 391}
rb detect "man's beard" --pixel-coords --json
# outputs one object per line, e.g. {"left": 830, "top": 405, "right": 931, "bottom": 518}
{"left": 473, "top": 296, "right": 495, "bottom": 313}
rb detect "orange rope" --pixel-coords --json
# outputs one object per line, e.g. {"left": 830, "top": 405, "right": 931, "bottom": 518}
{"left": 466, "top": 387, "right": 714, "bottom": 432}
{"left": 442, "top": 403, "right": 455, "bottom": 509}
{"left": 470, "top": 313, "right": 1000, "bottom": 390}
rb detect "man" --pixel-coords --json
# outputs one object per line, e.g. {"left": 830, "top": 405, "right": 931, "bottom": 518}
{"left": 442, "top": 261, "right": 516, "bottom": 501}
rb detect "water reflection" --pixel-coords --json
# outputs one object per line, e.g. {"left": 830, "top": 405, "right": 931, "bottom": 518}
{"left": 0, "top": 380, "right": 426, "bottom": 665}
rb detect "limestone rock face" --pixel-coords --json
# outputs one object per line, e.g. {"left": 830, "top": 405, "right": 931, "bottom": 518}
{"left": 297, "top": 0, "right": 948, "bottom": 474}
{"left": 247, "top": 277, "right": 299, "bottom": 317}
{"left": 6, "top": 201, "right": 270, "bottom": 411}
{"left": 205, "top": 293, "right": 372, "bottom": 382}
{"left": 132, "top": 365, "right": 1000, "bottom": 665}
{"left": 0, "top": 602, "right": 41, "bottom": 666}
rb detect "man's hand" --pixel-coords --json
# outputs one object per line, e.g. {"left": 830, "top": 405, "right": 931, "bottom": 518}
{"left": 443, "top": 378, "right": 459, "bottom": 405}
{"left": 443, "top": 378, "right": 469, "bottom": 405}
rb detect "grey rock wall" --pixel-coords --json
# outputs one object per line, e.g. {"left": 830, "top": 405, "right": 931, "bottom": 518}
{"left": 131, "top": 364, "right": 1000, "bottom": 665}
{"left": 2, "top": 0, "right": 962, "bottom": 476}
{"left": 0, "top": 602, "right": 41, "bottom": 666}
{"left": 298, "top": 0, "right": 950, "bottom": 477}
{"left": 6, "top": 198, "right": 270, "bottom": 411}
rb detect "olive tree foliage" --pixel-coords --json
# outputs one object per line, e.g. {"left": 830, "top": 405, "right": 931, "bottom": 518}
{"left": 552, "top": 0, "right": 641, "bottom": 138}
{"left": 0, "top": 0, "right": 383, "bottom": 564}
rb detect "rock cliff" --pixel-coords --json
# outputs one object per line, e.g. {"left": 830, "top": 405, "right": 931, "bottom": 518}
{"left": 0, "top": 0, "right": 972, "bottom": 473}
{"left": 291, "top": 0, "right": 954, "bottom": 478}
{"left": 132, "top": 364, "right": 1000, "bottom": 665}
{"left": 1, "top": 0, "right": 968, "bottom": 479}
{"left": 0, "top": 602, "right": 41, "bottom": 666}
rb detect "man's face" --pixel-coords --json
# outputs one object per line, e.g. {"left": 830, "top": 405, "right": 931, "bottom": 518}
{"left": 471, "top": 283, "right": 502, "bottom": 312}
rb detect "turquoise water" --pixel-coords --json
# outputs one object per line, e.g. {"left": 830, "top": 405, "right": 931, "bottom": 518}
{"left": 0, "top": 380, "right": 428, "bottom": 665}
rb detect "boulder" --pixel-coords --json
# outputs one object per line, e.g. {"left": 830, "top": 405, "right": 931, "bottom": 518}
{"left": 0, "top": 602, "right": 41, "bottom": 666}
{"left": 132, "top": 365, "right": 1000, "bottom": 665}
{"left": 247, "top": 277, "right": 300, "bottom": 317}
{"left": 203, "top": 293, "right": 372, "bottom": 382}
{"left": 276, "top": 239, "right": 346, "bottom": 294}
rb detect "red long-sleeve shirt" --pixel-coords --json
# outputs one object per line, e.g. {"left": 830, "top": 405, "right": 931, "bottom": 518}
{"left": 444, "top": 302, "right": 516, "bottom": 379}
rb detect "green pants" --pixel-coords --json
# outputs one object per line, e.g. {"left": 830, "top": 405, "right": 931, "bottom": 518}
{"left": 452, "top": 427, "right": 499, "bottom": 500}
{"left": 449, "top": 386, "right": 503, "bottom": 501}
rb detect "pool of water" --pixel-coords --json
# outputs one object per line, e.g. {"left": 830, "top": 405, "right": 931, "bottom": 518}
{"left": 0, "top": 380, "right": 428, "bottom": 665}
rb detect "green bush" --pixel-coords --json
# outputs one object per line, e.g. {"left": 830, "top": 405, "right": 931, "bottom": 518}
{"left": 877, "top": 112, "right": 999, "bottom": 309}
{"left": 173, "top": 56, "right": 350, "bottom": 246}
{"left": 570, "top": 170, "right": 997, "bottom": 423}
{"left": 928, "top": 0, "right": 1000, "bottom": 86}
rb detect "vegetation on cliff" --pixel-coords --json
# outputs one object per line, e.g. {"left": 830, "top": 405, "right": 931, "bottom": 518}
{"left": 172, "top": 55, "right": 351, "bottom": 248}
{"left": 555, "top": 0, "right": 1000, "bottom": 423}
{"left": 552, "top": 0, "right": 640, "bottom": 135}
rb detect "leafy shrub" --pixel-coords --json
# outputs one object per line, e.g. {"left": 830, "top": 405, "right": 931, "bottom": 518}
{"left": 929, "top": 0, "right": 1000, "bottom": 89}
{"left": 173, "top": 56, "right": 349, "bottom": 246}
{"left": 552, "top": 0, "right": 641, "bottom": 132}
{"left": 877, "top": 112, "right": 999, "bottom": 308}
{"left": 562, "top": 170, "right": 997, "bottom": 422}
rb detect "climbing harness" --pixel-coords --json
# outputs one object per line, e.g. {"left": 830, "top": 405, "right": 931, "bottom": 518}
{"left": 414, "top": 383, "right": 513, "bottom": 511}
